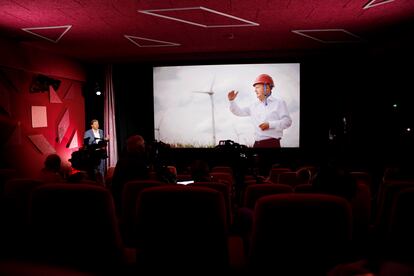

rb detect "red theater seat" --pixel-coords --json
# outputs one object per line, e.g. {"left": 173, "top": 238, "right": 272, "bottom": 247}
{"left": 249, "top": 193, "right": 352, "bottom": 275}
{"left": 135, "top": 185, "right": 229, "bottom": 272}
{"left": 121, "top": 180, "right": 167, "bottom": 247}
{"left": 29, "top": 184, "right": 126, "bottom": 271}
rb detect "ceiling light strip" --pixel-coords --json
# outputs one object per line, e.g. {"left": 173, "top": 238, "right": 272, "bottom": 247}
{"left": 124, "top": 35, "right": 180, "bottom": 47}
{"left": 363, "top": 0, "right": 395, "bottom": 10}
{"left": 21, "top": 25, "right": 72, "bottom": 43}
{"left": 138, "top": 6, "right": 259, "bottom": 28}
{"left": 292, "top": 29, "right": 361, "bottom": 43}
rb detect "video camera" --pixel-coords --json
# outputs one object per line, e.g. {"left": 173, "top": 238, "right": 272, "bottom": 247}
{"left": 69, "top": 139, "right": 108, "bottom": 171}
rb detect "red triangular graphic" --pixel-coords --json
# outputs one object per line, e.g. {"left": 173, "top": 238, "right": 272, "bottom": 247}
{"left": 125, "top": 35, "right": 180, "bottom": 47}
{"left": 68, "top": 130, "right": 79, "bottom": 149}
{"left": 49, "top": 85, "right": 62, "bottom": 103}
{"left": 64, "top": 82, "right": 77, "bottom": 100}
{"left": 22, "top": 25, "right": 72, "bottom": 43}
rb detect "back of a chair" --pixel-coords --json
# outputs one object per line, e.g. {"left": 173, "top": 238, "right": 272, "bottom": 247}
{"left": 278, "top": 172, "right": 301, "bottom": 187}
{"left": 135, "top": 185, "right": 228, "bottom": 272}
{"left": 267, "top": 168, "right": 291, "bottom": 183}
{"left": 389, "top": 187, "right": 414, "bottom": 251}
{"left": 3, "top": 178, "right": 44, "bottom": 219}
{"left": 121, "top": 180, "right": 166, "bottom": 246}
{"left": 190, "top": 182, "right": 232, "bottom": 225}
{"left": 210, "top": 172, "right": 233, "bottom": 189}
{"left": 1, "top": 179, "right": 44, "bottom": 254}
{"left": 294, "top": 184, "right": 314, "bottom": 193}
{"left": 211, "top": 166, "right": 233, "bottom": 174}
{"left": 350, "top": 172, "right": 372, "bottom": 189}
{"left": 29, "top": 184, "right": 124, "bottom": 269}
{"left": 375, "top": 180, "right": 414, "bottom": 234}
{"left": 176, "top": 174, "right": 192, "bottom": 182}
{"left": 0, "top": 168, "right": 17, "bottom": 195}
{"left": 249, "top": 193, "right": 352, "bottom": 274}
{"left": 351, "top": 182, "right": 371, "bottom": 240}
{"left": 243, "top": 184, "right": 293, "bottom": 209}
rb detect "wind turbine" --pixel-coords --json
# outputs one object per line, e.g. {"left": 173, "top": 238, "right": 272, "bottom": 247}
{"left": 233, "top": 126, "right": 246, "bottom": 144}
{"left": 154, "top": 112, "right": 165, "bottom": 141}
{"left": 193, "top": 76, "right": 216, "bottom": 146}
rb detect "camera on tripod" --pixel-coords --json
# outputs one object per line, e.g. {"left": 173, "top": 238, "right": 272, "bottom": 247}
{"left": 69, "top": 139, "right": 108, "bottom": 171}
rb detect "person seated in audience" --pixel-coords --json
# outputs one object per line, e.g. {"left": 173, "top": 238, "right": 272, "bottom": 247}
{"left": 37, "top": 154, "right": 64, "bottom": 183}
{"left": 190, "top": 159, "right": 211, "bottom": 182}
{"left": 312, "top": 161, "right": 357, "bottom": 201}
{"left": 111, "top": 134, "right": 149, "bottom": 213}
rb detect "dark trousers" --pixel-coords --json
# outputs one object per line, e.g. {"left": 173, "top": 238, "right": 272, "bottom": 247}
{"left": 253, "top": 138, "right": 281, "bottom": 148}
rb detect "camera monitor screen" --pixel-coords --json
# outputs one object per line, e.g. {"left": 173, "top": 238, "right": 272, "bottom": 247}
{"left": 153, "top": 63, "right": 300, "bottom": 148}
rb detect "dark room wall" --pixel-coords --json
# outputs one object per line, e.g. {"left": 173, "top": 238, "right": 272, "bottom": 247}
{"left": 0, "top": 37, "right": 86, "bottom": 177}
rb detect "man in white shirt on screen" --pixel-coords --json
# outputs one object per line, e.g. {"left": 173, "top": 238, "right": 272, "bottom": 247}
{"left": 228, "top": 73, "right": 292, "bottom": 148}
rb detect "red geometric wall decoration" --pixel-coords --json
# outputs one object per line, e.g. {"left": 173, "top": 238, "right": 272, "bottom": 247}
{"left": 49, "top": 85, "right": 62, "bottom": 103}
{"left": 63, "top": 82, "right": 78, "bottom": 100}
{"left": 67, "top": 129, "right": 79, "bottom": 149}
{"left": 57, "top": 108, "right": 70, "bottom": 143}
{"left": 28, "top": 134, "right": 56, "bottom": 154}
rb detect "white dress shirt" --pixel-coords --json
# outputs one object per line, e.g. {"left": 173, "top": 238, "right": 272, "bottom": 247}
{"left": 93, "top": 129, "right": 101, "bottom": 143}
{"left": 229, "top": 95, "right": 292, "bottom": 141}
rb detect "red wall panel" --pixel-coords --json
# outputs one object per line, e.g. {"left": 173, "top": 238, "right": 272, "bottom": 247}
{"left": 0, "top": 38, "right": 86, "bottom": 177}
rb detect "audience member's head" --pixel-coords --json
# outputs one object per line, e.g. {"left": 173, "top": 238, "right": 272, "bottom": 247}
{"left": 126, "top": 135, "right": 145, "bottom": 154}
{"left": 43, "top": 154, "right": 61, "bottom": 172}
{"left": 312, "top": 162, "right": 357, "bottom": 201}
{"left": 190, "top": 160, "right": 211, "bottom": 182}
{"left": 38, "top": 153, "right": 63, "bottom": 183}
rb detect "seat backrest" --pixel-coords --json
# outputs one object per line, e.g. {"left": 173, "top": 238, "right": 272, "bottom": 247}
{"left": 351, "top": 182, "right": 371, "bottom": 240}
{"left": 350, "top": 171, "right": 372, "bottom": 192}
{"left": 278, "top": 172, "right": 301, "bottom": 187}
{"left": 375, "top": 180, "right": 414, "bottom": 234}
{"left": 249, "top": 193, "right": 352, "bottom": 274}
{"left": 243, "top": 184, "right": 293, "bottom": 209}
{"left": 211, "top": 166, "right": 233, "bottom": 174}
{"left": 189, "top": 182, "right": 232, "bottom": 225}
{"left": 2, "top": 179, "right": 43, "bottom": 225}
{"left": 389, "top": 187, "right": 414, "bottom": 251}
{"left": 0, "top": 178, "right": 44, "bottom": 255}
{"left": 29, "top": 184, "right": 124, "bottom": 269}
{"left": 135, "top": 185, "right": 228, "bottom": 272}
{"left": 267, "top": 167, "right": 291, "bottom": 183}
{"left": 121, "top": 180, "right": 168, "bottom": 246}
{"left": 294, "top": 183, "right": 314, "bottom": 193}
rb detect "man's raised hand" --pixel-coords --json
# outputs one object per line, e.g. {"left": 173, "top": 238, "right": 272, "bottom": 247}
{"left": 228, "top": 90, "right": 239, "bottom": 101}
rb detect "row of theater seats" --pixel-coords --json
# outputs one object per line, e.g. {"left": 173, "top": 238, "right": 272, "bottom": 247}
{"left": 1, "top": 166, "right": 414, "bottom": 274}
{"left": 0, "top": 180, "right": 357, "bottom": 274}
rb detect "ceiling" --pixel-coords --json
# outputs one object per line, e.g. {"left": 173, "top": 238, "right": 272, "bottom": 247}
{"left": 0, "top": 0, "right": 413, "bottom": 62}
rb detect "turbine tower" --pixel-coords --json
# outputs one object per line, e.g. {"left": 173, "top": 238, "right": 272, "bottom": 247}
{"left": 155, "top": 112, "right": 165, "bottom": 141}
{"left": 193, "top": 76, "right": 216, "bottom": 146}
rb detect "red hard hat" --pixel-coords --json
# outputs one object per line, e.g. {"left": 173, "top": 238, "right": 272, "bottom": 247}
{"left": 253, "top": 74, "right": 274, "bottom": 87}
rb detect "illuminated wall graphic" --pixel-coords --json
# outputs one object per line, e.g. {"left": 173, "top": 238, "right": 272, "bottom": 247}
{"left": 0, "top": 41, "right": 85, "bottom": 177}
{"left": 31, "top": 106, "right": 48, "bottom": 128}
